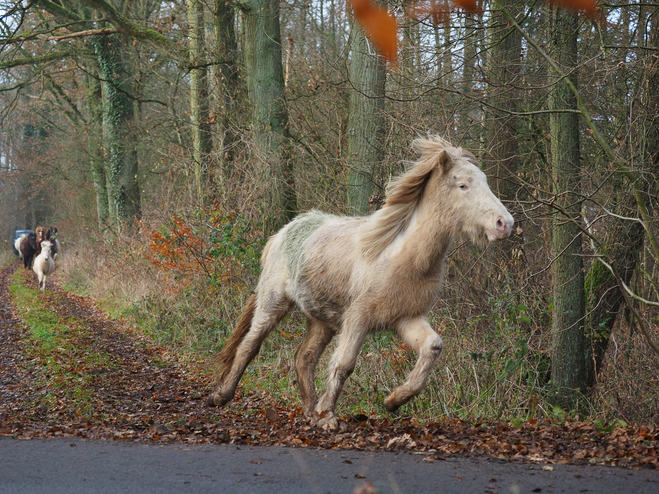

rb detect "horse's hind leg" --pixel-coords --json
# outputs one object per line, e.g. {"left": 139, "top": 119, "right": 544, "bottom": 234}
{"left": 209, "top": 293, "right": 291, "bottom": 406}
{"left": 383, "top": 317, "right": 443, "bottom": 412}
{"left": 315, "top": 315, "right": 369, "bottom": 429}
{"left": 294, "top": 318, "right": 335, "bottom": 420}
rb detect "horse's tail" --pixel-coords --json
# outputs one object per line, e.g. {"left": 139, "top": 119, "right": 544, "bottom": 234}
{"left": 214, "top": 292, "right": 257, "bottom": 383}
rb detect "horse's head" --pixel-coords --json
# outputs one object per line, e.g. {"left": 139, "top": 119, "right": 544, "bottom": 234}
{"left": 416, "top": 137, "right": 514, "bottom": 247}
{"left": 35, "top": 226, "right": 45, "bottom": 244}
{"left": 46, "top": 226, "right": 58, "bottom": 240}
{"left": 40, "top": 240, "right": 53, "bottom": 260}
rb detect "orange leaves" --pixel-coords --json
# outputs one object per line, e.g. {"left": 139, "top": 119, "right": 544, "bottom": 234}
{"left": 348, "top": 0, "right": 601, "bottom": 65}
{"left": 543, "top": 0, "right": 600, "bottom": 17}
{"left": 452, "top": 0, "right": 478, "bottom": 10}
{"left": 382, "top": 342, "right": 413, "bottom": 374}
{"left": 146, "top": 216, "right": 211, "bottom": 294}
{"left": 145, "top": 213, "right": 263, "bottom": 296}
{"left": 347, "top": 0, "right": 398, "bottom": 64}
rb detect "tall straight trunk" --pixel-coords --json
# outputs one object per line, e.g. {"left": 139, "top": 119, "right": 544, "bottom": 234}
{"left": 188, "top": 0, "right": 213, "bottom": 204}
{"left": 401, "top": 14, "right": 417, "bottom": 98}
{"left": 487, "top": 0, "right": 522, "bottom": 203}
{"left": 213, "top": 0, "right": 240, "bottom": 185}
{"left": 328, "top": 0, "right": 337, "bottom": 56}
{"left": 443, "top": 21, "right": 452, "bottom": 81}
{"left": 91, "top": 34, "right": 140, "bottom": 232}
{"left": 585, "top": 6, "right": 659, "bottom": 386}
{"left": 242, "top": 0, "right": 296, "bottom": 231}
{"left": 346, "top": 23, "right": 386, "bottom": 214}
{"left": 461, "top": 13, "right": 478, "bottom": 142}
{"left": 647, "top": 9, "right": 659, "bottom": 175}
{"left": 85, "top": 71, "right": 109, "bottom": 230}
{"left": 548, "top": 7, "right": 586, "bottom": 407}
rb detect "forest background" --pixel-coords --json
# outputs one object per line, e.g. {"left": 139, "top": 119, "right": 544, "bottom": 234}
{"left": 0, "top": 0, "right": 658, "bottom": 426}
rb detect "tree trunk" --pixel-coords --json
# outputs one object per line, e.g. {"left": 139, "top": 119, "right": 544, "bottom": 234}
{"left": 213, "top": 0, "right": 240, "bottom": 186}
{"left": 188, "top": 0, "right": 213, "bottom": 204}
{"left": 460, "top": 13, "right": 478, "bottom": 143}
{"left": 242, "top": 0, "right": 296, "bottom": 231}
{"left": 584, "top": 212, "right": 644, "bottom": 387}
{"left": 548, "top": 7, "right": 587, "bottom": 407}
{"left": 346, "top": 22, "right": 386, "bottom": 214}
{"left": 91, "top": 33, "right": 140, "bottom": 232}
{"left": 486, "top": 0, "right": 522, "bottom": 203}
{"left": 85, "top": 71, "right": 109, "bottom": 230}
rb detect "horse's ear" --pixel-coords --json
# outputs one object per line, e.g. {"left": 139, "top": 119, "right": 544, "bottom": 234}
{"left": 437, "top": 150, "right": 455, "bottom": 175}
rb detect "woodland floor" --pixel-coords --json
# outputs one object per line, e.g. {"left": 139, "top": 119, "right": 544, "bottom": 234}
{"left": 0, "top": 263, "right": 657, "bottom": 470}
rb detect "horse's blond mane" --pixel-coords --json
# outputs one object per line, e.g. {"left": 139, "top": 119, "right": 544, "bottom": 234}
{"left": 360, "top": 136, "right": 470, "bottom": 260}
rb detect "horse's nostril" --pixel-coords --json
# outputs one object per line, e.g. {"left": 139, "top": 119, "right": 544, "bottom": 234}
{"left": 496, "top": 218, "right": 504, "bottom": 229}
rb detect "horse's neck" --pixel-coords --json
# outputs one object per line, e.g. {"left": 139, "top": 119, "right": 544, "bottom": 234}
{"left": 391, "top": 202, "right": 454, "bottom": 278}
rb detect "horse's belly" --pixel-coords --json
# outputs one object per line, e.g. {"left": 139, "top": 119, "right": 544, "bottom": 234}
{"left": 294, "top": 280, "right": 346, "bottom": 327}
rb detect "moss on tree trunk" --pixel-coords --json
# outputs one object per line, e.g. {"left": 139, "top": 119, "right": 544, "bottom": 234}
{"left": 242, "top": 0, "right": 296, "bottom": 232}
{"left": 91, "top": 33, "right": 140, "bottom": 232}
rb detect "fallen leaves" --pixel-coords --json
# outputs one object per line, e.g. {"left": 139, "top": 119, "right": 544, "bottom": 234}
{"left": 386, "top": 433, "right": 417, "bottom": 451}
{"left": 0, "top": 263, "right": 657, "bottom": 469}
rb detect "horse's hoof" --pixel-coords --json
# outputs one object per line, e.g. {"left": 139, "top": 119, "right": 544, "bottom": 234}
{"left": 207, "top": 393, "right": 226, "bottom": 407}
{"left": 383, "top": 396, "right": 401, "bottom": 413}
{"left": 315, "top": 413, "right": 338, "bottom": 431}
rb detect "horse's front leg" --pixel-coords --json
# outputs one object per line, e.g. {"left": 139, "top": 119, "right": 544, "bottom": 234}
{"left": 314, "top": 317, "right": 368, "bottom": 430}
{"left": 294, "top": 318, "right": 335, "bottom": 420}
{"left": 383, "top": 317, "right": 443, "bottom": 412}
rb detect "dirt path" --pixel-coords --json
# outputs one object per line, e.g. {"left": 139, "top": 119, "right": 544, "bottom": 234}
{"left": 1, "top": 262, "right": 658, "bottom": 471}
{"left": 0, "top": 263, "right": 218, "bottom": 440}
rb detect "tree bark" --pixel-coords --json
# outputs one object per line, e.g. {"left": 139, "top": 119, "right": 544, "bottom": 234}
{"left": 460, "top": 13, "right": 478, "bottom": 142}
{"left": 188, "top": 0, "right": 212, "bottom": 204}
{"left": 213, "top": 0, "right": 240, "bottom": 185}
{"left": 486, "top": 0, "right": 522, "bottom": 203}
{"left": 91, "top": 33, "right": 140, "bottom": 231}
{"left": 85, "top": 71, "right": 109, "bottom": 230}
{"left": 242, "top": 0, "right": 296, "bottom": 232}
{"left": 346, "top": 22, "right": 386, "bottom": 215}
{"left": 548, "top": 7, "right": 587, "bottom": 407}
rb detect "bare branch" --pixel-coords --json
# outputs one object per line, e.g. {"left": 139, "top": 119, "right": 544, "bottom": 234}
{"left": 47, "top": 27, "right": 117, "bottom": 41}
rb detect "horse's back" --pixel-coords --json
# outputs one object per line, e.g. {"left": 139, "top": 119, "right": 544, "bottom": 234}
{"left": 265, "top": 211, "right": 363, "bottom": 325}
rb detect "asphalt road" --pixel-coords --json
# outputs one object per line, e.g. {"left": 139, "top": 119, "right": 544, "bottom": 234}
{"left": 1, "top": 437, "right": 658, "bottom": 493}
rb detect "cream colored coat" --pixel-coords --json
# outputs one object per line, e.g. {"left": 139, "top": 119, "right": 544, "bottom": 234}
{"left": 209, "top": 136, "right": 514, "bottom": 429}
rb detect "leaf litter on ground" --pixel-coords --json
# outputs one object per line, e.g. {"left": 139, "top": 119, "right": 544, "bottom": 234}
{"left": 0, "top": 264, "right": 656, "bottom": 469}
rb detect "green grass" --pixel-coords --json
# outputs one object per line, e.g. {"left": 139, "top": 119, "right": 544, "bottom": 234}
{"left": 10, "top": 269, "right": 114, "bottom": 418}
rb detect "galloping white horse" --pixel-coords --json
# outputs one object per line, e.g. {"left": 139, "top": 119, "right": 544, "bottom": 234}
{"left": 208, "top": 136, "right": 514, "bottom": 429}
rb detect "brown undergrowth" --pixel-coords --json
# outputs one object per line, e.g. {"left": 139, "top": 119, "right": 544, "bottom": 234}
{"left": 46, "top": 207, "right": 659, "bottom": 428}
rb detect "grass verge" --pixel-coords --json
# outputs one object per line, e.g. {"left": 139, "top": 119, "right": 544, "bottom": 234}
{"left": 9, "top": 269, "right": 115, "bottom": 418}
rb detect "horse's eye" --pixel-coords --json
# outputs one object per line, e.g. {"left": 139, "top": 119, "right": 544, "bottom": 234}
{"left": 459, "top": 184, "right": 468, "bottom": 191}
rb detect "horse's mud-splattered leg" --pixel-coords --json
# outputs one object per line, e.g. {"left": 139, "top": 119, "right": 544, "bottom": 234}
{"left": 294, "top": 319, "right": 335, "bottom": 420}
{"left": 208, "top": 295, "right": 290, "bottom": 407}
{"left": 383, "top": 317, "right": 443, "bottom": 412}
{"left": 314, "top": 316, "right": 368, "bottom": 430}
